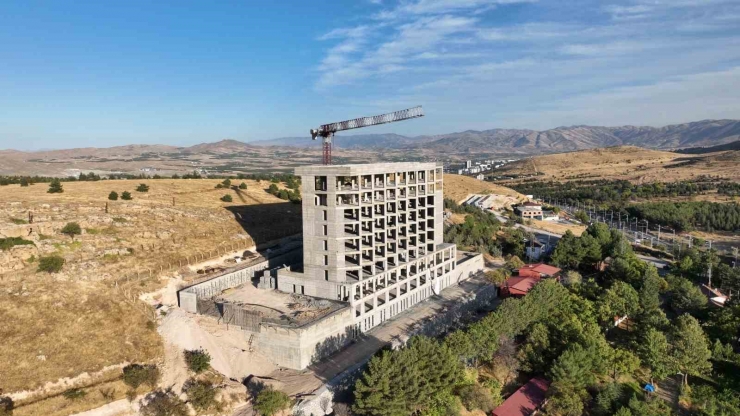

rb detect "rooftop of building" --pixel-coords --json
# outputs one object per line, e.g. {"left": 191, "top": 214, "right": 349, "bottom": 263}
{"left": 502, "top": 276, "right": 540, "bottom": 296}
{"left": 492, "top": 377, "right": 550, "bottom": 416}
{"left": 522, "top": 201, "right": 542, "bottom": 207}
{"left": 216, "top": 283, "right": 347, "bottom": 327}
{"left": 517, "top": 263, "right": 561, "bottom": 276}
{"left": 295, "top": 161, "right": 443, "bottom": 176}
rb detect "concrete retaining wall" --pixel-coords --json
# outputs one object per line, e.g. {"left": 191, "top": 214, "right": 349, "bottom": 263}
{"left": 258, "top": 307, "right": 354, "bottom": 370}
{"left": 178, "top": 247, "right": 302, "bottom": 313}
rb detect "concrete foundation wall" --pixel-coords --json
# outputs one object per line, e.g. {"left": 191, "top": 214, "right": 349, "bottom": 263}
{"left": 178, "top": 247, "right": 302, "bottom": 313}
{"left": 257, "top": 307, "right": 354, "bottom": 370}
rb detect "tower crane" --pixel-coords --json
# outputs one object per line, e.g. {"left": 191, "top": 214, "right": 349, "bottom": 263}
{"left": 310, "top": 106, "right": 424, "bottom": 165}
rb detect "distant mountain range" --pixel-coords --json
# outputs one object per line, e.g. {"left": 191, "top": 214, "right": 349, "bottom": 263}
{"left": 250, "top": 119, "right": 740, "bottom": 154}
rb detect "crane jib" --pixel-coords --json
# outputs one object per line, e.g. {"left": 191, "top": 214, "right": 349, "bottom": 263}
{"left": 319, "top": 106, "right": 424, "bottom": 135}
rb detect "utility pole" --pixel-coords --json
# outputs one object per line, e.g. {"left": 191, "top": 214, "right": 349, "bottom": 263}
{"left": 707, "top": 263, "right": 712, "bottom": 288}
{"left": 105, "top": 202, "right": 108, "bottom": 214}
{"left": 733, "top": 247, "right": 738, "bottom": 269}
{"left": 28, "top": 211, "right": 33, "bottom": 224}
{"left": 657, "top": 224, "right": 661, "bottom": 241}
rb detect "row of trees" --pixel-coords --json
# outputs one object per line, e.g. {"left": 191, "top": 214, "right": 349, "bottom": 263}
{"left": 512, "top": 178, "right": 727, "bottom": 207}
{"left": 627, "top": 201, "right": 740, "bottom": 232}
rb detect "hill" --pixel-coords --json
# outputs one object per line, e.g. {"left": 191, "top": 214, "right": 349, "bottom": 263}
{"left": 495, "top": 146, "right": 740, "bottom": 183}
{"left": 676, "top": 140, "right": 740, "bottom": 154}
{"left": 252, "top": 119, "right": 740, "bottom": 154}
{"left": 443, "top": 174, "right": 525, "bottom": 207}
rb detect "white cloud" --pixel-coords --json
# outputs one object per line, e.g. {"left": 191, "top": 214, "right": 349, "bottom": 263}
{"left": 312, "top": 0, "right": 740, "bottom": 129}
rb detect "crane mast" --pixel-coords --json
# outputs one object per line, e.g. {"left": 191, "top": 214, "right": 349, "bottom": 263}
{"left": 310, "top": 106, "right": 424, "bottom": 165}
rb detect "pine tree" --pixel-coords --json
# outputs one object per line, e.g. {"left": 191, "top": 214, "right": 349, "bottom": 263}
{"left": 671, "top": 314, "right": 712, "bottom": 385}
{"left": 637, "top": 328, "right": 673, "bottom": 381}
{"left": 48, "top": 179, "right": 63, "bottom": 193}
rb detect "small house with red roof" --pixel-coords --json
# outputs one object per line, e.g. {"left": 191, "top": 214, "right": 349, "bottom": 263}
{"left": 492, "top": 377, "right": 550, "bottom": 416}
{"left": 516, "top": 263, "right": 561, "bottom": 279}
{"left": 499, "top": 264, "right": 561, "bottom": 297}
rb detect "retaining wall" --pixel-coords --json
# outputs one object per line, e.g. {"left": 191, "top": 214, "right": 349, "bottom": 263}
{"left": 178, "top": 245, "right": 302, "bottom": 313}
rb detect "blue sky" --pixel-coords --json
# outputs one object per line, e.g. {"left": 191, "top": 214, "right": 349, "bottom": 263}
{"left": 1, "top": 0, "right": 740, "bottom": 150}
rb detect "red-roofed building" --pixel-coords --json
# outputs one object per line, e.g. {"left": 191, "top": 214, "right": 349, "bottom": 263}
{"left": 516, "top": 263, "right": 561, "bottom": 279}
{"left": 492, "top": 377, "right": 550, "bottom": 416}
{"left": 500, "top": 276, "right": 540, "bottom": 297}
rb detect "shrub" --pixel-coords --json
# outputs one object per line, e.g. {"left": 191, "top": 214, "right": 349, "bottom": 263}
{"left": 220, "top": 194, "right": 233, "bottom": 203}
{"left": 108, "top": 191, "right": 119, "bottom": 200}
{"left": 140, "top": 389, "right": 187, "bottom": 416}
{"left": 215, "top": 183, "right": 224, "bottom": 189}
{"left": 184, "top": 349, "right": 211, "bottom": 373}
{"left": 37, "top": 255, "right": 65, "bottom": 273}
{"left": 254, "top": 387, "right": 290, "bottom": 416}
{"left": 0, "top": 237, "right": 34, "bottom": 251}
{"left": 222, "top": 179, "right": 231, "bottom": 187}
{"left": 456, "top": 384, "right": 495, "bottom": 413}
{"left": 123, "top": 364, "right": 160, "bottom": 389}
{"left": 136, "top": 183, "right": 149, "bottom": 192}
{"left": 19, "top": 177, "right": 29, "bottom": 187}
{"left": 62, "top": 388, "right": 86, "bottom": 401}
{"left": 0, "top": 396, "right": 14, "bottom": 416}
{"left": 47, "top": 179, "right": 63, "bottom": 194}
{"left": 121, "top": 191, "right": 133, "bottom": 200}
{"left": 61, "top": 222, "right": 82, "bottom": 239}
{"left": 239, "top": 182, "right": 247, "bottom": 189}
{"left": 184, "top": 378, "right": 218, "bottom": 411}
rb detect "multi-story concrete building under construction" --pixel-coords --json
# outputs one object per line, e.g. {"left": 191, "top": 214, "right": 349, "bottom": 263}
{"left": 179, "top": 162, "right": 486, "bottom": 370}
{"left": 276, "top": 162, "right": 472, "bottom": 333}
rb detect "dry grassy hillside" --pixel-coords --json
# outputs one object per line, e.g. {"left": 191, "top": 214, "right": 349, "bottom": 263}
{"left": 498, "top": 146, "right": 740, "bottom": 183}
{"left": 0, "top": 179, "right": 301, "bottom": 398}
{"left": 443, "top": 174, "right": 525, "bottom": 205}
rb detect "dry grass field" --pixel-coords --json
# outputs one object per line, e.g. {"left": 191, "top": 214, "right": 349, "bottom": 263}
{"left": 443, "top": 174, "right": 525, "bottom": 204}
{"left": 497, "top": 146, "right": 740, "bottom": 184}
{"left": 528, "top": 219, "right": 586, "bottom": 236}
{"left": 0, "top": 178, "right": 302, "bottom": 406}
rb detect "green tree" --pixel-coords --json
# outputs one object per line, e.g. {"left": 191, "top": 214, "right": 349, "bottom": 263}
{"left": 517, "top": 322, "right": 551, "bottom": 373}
{"left": 610, "top": 348, "right": 640, "bottom": 380}
{"left": 671, "top": 314, "right": 712, "bottom": 385}
{"left": 239, "top": 182, "right": 248, "bottom": 190}
{"left": 561, "top": 270, "right": 582, "bottom": 286}
{"left": 598, "top": 281, "right": 640, "bottom": 327}
{"left": 121, "top": 191, "right": 133, "bottom": 200}
{"left": 594, "top": 382, "right": 623, "bottom": 416}
{"left": 61, "top": 222, "right": 82, "bottom": 239}
{"left": 108, "top": 191, "right": 118, "bottom": 201}
{"left": 254, "top": 387, "right": 290, "bottom": 416}
{"left": 136, "top": 183, "right": 149, "bottom": 192}
{"left": 140, "top": 389, "right": 187, "bottom": 416}
{"left": 354, "top": 337, "right": 463, "bottom": 415}
{"left": 220, "top": 194, "right": 233, "bottom": 202}
{"left": 456, "top": 384, "right": 494, "bottom": 413}
{"left": 614, "top": 407, "right": 633, "bottom": 416}
{"left": 637, "top": 328, "right": 673, "bottom": 381}
{"left": 551, "top": 230, "right": 583, "bottom": 269}
{"left": 122, "top": 364, "right": 160, "bottom": 390}
{"left": 183, "top": 349, "right": 211, "bottom": 373}
{"left": 639, "top": 266, "right": 662, "bottom": 315}
{"left": 183, "top": 378, "right": 217, "bottom": 411}
{"left": 267, "top": 183, "right": 279, "bottom": 195}
{"left": 222, "top": 178, "right": 231, "bottom": 188}
{"left": 47, "top": 179, "right": 63, "bottom": 193}
{"left": 19, "top": 177, "right": 29, "bottom": 187}
{"left": 549, "top": 344, "right": 596, "bottom": 393}
{"left": 485, "top": 269, "right": 510, "bottom": 285}
{"left": 544, "top": 389, "right": 584, "bottom": 416}
{"left": 666, "top": 275, "right": 707, "bottom": 313}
